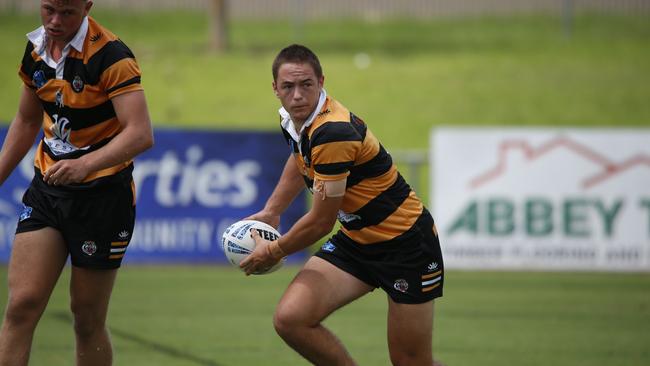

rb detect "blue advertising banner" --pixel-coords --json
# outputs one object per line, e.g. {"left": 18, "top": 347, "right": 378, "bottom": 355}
{"left": 0, "top": 127, "right": 307, "bottom": 264}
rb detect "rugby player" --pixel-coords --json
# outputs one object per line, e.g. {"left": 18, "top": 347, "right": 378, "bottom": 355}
{"left": 241, "top": 44, "right": 445, "bottom": 366}
{"left": 0, "top": 1, "right": 153, "bottom": 365}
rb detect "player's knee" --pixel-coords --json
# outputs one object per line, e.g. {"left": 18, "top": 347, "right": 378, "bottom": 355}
{"left": 273, "top": 304, "right": 306, "bottom": 339}
{"left": 389, "top": 349, "right": 433, "bottom": 366}
{"left": 70, "top": 303, "right": 105, "bottom": 338}
{"left": 3, "top": 292, "right": 46, "bottom": 327}
{"left": 71, "top": 313, "right": 105, "bottom": 338}
{"left": 272, "top": 307, "right": 294, "bottom": 338}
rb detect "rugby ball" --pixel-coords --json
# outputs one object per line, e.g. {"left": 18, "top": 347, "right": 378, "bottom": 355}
{"left": 221, "top": 220, "right": 284, "bottom": 275}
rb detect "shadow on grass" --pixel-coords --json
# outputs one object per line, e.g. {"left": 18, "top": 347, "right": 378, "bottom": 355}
{"left": 50, "top": 311, "right": 223, "bottom": 366}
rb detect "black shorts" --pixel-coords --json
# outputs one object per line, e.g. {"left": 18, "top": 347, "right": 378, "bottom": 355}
{"left": 15, "top": 178, "right": 136, "bottom": 269}
{"left": 315, "top": 210, "right": 444, "bottom": 304}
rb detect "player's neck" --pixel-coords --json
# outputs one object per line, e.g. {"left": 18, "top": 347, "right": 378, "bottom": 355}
{"left": 292, "top": 119, "right": 305, "bottom": 132}
{"left": 47, "top": 39, "right": 67, "bottom": 62}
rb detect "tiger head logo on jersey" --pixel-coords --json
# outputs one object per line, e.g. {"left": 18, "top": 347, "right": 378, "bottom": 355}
{"left": 82, "top": 241, "right": 97, "bottom": 256}
{"left": 72, "top": 75, "right": 84, "bottom": 93}
{"left": 393, "top": 279, "right": 409, "bottom": 293}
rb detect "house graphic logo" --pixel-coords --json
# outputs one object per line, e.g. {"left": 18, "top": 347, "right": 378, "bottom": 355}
{"left": 469, "top": 136, "right": 650, "bottom": 190}
{"left": 431, "top": 128, "right": 650, "bottom": 272}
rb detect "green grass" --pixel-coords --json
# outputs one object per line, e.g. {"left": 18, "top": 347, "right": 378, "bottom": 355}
{"left": 1, "top": 12, "right": 649, "bottom": 365}
{"left": 2, "top": 12, "right": 648, "bottom": 205}
{"left": 0, "top": 265, "right": 649, "bottom": 365}
{"left": 1, "top": 12, "right": 649, "bottom": 152}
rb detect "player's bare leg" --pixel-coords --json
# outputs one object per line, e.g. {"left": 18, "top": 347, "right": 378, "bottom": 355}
{"left": 387, "top": 298, "right": 444, "bottom": 366}
{"left": 70, "top": 266, "right": 118, "bottom": 366}
{"left": 0, "top": 228, "right": 68, "bottom": 366}
{"left": 273, "top": 256, "right": 373, "bottom": 366}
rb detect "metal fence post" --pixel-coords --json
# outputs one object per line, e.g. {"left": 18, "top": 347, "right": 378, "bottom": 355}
{"left": 209, "top": 0, "right": 229, "bottom": 52}
{"left": 390, "top": 149, "right": 428, "bottom": 196}
{"left": 563, "top": 0, "right": 574, "bottom": 37}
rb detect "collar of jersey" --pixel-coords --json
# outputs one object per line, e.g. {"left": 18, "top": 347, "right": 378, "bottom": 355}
{"left": 280, "top": 88, "right": 328, "bottom": 144}
{"left": 27, "top": 16, "right": 89, "bottom": 63}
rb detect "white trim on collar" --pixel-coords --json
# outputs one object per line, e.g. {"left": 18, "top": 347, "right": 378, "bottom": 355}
{"left": 69, "top": 16, "right": 89, "bottom": 52}
{"left": 26, "top": 16, "right": 89, "bottom": 77}
{"left": 280, "top": 89, "right": 328, "bottom": 145}
{"left": 26, "top": 26, "right": 47, "bottom": 55}
{"left": 27, "top": 16, "right": 88, "bottom": 54}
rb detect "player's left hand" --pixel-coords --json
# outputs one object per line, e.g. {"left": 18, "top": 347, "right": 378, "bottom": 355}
{"left": 43, "top": 158, "right": 90, "bottom": 186}
{"left": 240, "top": 229, "right": 280, "bottom": 276}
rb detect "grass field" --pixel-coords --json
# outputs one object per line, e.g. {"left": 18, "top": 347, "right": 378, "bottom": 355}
{"left": 0, "top": 265, "right": 648, "bottom": 366}
{"left": 0, "top": 10, "right": 649, "bottom": 366}
{"left": 0, "top": 12, "right": 649, "bottom": 151}
{"left": 1, "top": 11, "right": 648, "bottom": 201}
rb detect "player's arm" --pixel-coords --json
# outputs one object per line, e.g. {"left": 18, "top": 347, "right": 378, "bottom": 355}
{"left": 241, "top": 177, "right": 345, "bottom": 275}
{"left": 42, "top": 90, "right": 154, "bottom": 185}
{"left": 276, "top": 179, "right": 343, "bottom": 252}
{"left": 246, "top": 154, "right": 305, "bottom": 228}
{"left": 0, "top": 85, "right": 44, "bottom": 185}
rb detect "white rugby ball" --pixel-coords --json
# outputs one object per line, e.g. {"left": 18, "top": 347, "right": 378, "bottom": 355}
{"left": 221, "top": 220, "right": 284, "bottom": 275}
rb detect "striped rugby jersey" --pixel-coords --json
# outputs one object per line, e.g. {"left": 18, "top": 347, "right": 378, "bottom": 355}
{"left": 18, "top": 16, "right": 143, "bottom": 188}
{"left": 281, "top": 95, "right": 427, "bottom": 245}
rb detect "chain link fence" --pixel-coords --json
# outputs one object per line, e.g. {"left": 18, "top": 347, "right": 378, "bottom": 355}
{"left": 2, "top": 0, "right": 649, "bottom": 17}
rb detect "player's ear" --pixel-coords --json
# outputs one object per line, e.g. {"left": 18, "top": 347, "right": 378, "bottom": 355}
{"left": 272, "top": 81, "right": 279, "bottom": 98}
{"left": 85, "top": 1, "right": 94, "bottom": 15}
{"left": 318, "top": 75, "right": 325, "bottom": 88}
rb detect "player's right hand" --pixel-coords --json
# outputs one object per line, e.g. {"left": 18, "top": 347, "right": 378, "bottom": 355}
{"left": 240, "top": 229, "right": 280, "bottom": 275}
{"left": 244, "top": 210, "right": 280, "bottom": 230}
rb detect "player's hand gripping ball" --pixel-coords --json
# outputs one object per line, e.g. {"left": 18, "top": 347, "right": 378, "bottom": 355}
{"left": 221, "top": 220, "right": 284, "bottom": 275}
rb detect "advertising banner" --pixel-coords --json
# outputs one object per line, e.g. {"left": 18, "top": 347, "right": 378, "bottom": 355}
{"left": 431, "top": 127, "right": 650, "bottom": 271}
{"left": 0, "top": 128, "right": 307, "bottom": 264}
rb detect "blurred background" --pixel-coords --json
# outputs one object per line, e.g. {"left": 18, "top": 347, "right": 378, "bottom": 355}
{"left": 0, "top": 1, "right": 649, "bottom": 365}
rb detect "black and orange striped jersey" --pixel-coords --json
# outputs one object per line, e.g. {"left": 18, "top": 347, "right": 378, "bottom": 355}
{"left": 18, "top": 16, "right": 142, "bottom": 189}
{"left": 281, "top": 95, "right": 431, "bottom": 245}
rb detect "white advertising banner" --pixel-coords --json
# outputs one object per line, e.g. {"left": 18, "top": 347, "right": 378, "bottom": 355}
{"left": 431, "top": 128, "right": 650, "bottom": 271}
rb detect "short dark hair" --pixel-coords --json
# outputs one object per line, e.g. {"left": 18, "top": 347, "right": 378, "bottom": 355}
{"left": 272, "top": 44, "right": 323, "bottom": 81}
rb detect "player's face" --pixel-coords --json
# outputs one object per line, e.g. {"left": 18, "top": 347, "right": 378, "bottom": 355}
{"left": 40, "top": 0, "right": 92, "bottom": 44}
{"left": 273, "top": 62, "right": 324, "bottom": 126}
